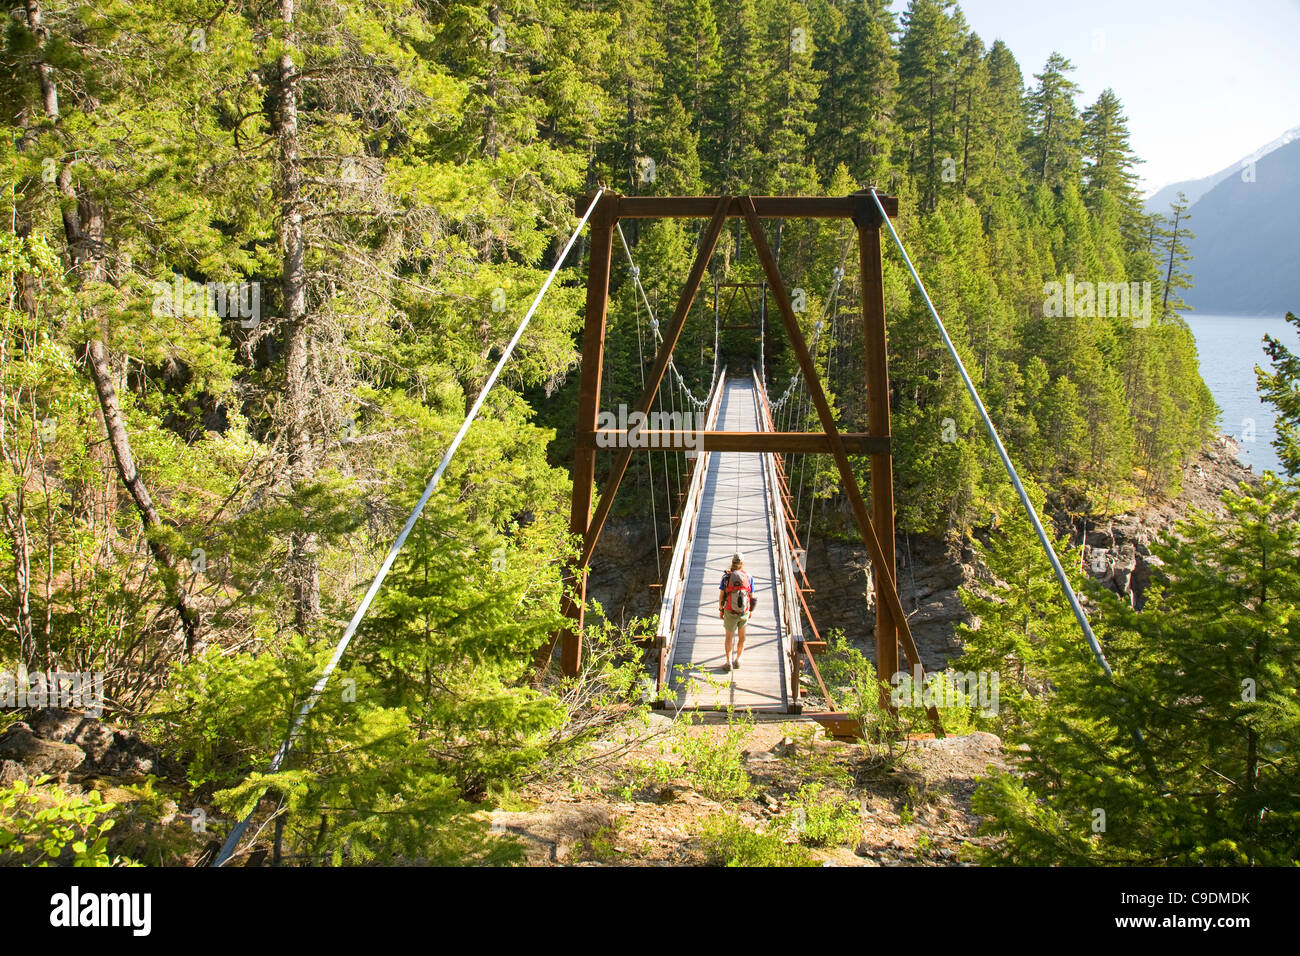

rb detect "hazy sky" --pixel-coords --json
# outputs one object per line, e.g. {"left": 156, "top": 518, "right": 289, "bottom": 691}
{"left": 926, "top": 0, "right": 1300, "bottom": 195}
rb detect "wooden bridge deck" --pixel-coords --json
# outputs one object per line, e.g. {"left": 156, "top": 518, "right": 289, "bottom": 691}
{"left": 666, "top": 377, "right": 791, "bottom": 712}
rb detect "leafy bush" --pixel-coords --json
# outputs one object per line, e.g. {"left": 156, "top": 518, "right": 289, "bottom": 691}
{"left": 0, "top": 778, "right": 137, "bottom": 867}
{"left": 670, "top": 711, "right": 754, "bottom": 801}
{"left": 818, "top": 630, "right": 933, "bottom": 750}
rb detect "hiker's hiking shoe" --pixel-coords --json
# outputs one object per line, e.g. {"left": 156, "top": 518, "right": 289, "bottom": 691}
{"left": 732, "top": 656, "right": 742, "bottom": 670}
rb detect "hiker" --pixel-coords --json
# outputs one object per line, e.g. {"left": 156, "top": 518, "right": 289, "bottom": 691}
{"left": 718, "top": 551, "right": 757, "bottom": 670}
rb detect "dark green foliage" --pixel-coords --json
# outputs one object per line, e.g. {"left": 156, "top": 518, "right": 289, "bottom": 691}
{"left": 963, "top": 479, "right": 1300, "bottom": 865}
{"left": 1257, "top": 312, "right": 1300, "bottom": 477}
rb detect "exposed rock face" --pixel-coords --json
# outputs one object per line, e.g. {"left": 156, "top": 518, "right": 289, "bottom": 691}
{"left": 803, "top": 436, "right": 1258, "bottom": 670}
{"left": 1076, "top": 435, "right": 1257, "bottom": 610}
{"left": 803, "top": 532, "right": 974, "bottom": 671}
{"left": 8, "top": 708, "right": 157, "bottom": 777}
{"left": 0, "top": 722, "right": 86, "bottom": 775}
{"left": 585, "top": 515, "right": 663, "bottom": 628}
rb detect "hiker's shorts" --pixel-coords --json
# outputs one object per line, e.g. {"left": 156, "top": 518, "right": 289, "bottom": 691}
{"left": 722, "top": 609, "right": 750, "bottom": 632}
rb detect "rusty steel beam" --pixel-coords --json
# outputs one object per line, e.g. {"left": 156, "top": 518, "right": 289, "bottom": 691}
{"left": 854, "top": 191, "right": 901, "bottom": 708}
{"left": 549, "top": 194, "right": 619, "bottom": 676}
{"left": 611, "top": 195, "right": 899, "bottom": 220}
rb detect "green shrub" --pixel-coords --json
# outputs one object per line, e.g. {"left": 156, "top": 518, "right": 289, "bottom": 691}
{"left": 699, "top": 814, "right": 816, "bottom": 867}
{"left": 818, "top": 631, "right": 933, "bottom": 749}
{"left": 671, "top": 712, "right": 754, "bottom": 801}
{"left": 0, "top": 778, "right": 137, "bottom": 867}
{"left": 787, "top": 783, "right": 861, "bottom": 847}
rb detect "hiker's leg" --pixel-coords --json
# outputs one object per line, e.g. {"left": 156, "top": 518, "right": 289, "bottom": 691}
{"left": 735, "top": 621, "right": 747, "bottom": 660}
{"left": 723, "top": 622, "right": 734, "bottom": 664}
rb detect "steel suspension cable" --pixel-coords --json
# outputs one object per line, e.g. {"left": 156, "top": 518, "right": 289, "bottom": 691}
{"left": 213, "top": 189, "right": 605, "bottom": 867}
{"left": 768, "top": 246, "right": 849, "bottom": 416}
{"left": 866, "top": 188, "right": 1111, "bottom": 677}
{"left": 617, "top": 223, "right": 711, "bottom": 411}
{"left": 634, "top": 282, "right": 662, "bottom": 582}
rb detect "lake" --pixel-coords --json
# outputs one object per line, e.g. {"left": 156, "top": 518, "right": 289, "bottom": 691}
{"left": 1183, "top": 313, "right": 1297, "bottom": 475}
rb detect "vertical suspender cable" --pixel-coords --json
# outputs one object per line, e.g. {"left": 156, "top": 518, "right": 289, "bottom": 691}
{"left": 712, "top": 281, "right": 720, "bottom": 388}
{"left": 213, "top": 189, "right": 605, "bottom": 867}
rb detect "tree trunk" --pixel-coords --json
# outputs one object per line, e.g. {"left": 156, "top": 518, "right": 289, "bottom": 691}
{"left": 85, "top": 339, "right": 202, "bottom": 651}
{"left": 24, "top": 0, "right": 200, "bottom": 655}
{"left": 1, "top": 493, "right": 36, "bottom": 667}
{"left": 1162, "top": 209, "right": 1180, "bottom": 316}
{"left": 275, "top": 0, "right": 320, "bottom": 629}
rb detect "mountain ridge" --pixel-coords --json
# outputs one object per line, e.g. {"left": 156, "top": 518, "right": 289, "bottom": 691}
{"left": 1144, "top": 124, "right": 1300, "bottom": 214}
{"left": 1181, "top": 137, "right": 1300, "bottom": 316}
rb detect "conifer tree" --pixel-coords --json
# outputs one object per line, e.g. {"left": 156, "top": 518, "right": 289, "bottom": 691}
{"left": 1155, "top": 192, "right": 1195, "bottom": 318}
{"left": 1256, "top": 312, "right": 1300, "bottom": 477}
{"left": 755, "top": 0, "right": 823, "bottom": 194}
{"left": 1081, "top": 89, "right": 1141, "bottom": 209}
{"left": 896, "top": 0, "right": 964, "bottom": 212}
{"left": 1026, "top": 53, "right": 1082, "bottom": 191}
{"left": 969, "top": 478, "right": 1300, "bottom": 865}
{"left": 812, "top": 0, "right": 898, "bottom": 185}
{"left": 662, "top": 0, "right": 722, "bottom": 125}
{"left": 980, "top": 40, "right": 1027, "bottom": 201}
{"left": 708, "top": 0, "right": 765, "bottom": 194}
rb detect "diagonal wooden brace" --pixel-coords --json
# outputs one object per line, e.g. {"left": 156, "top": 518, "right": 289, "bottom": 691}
{"left": 577, "top": 196, "right": 730, "bottom": 572}
{"left": 738, "top": 196, "right": 940, "bottom": 731}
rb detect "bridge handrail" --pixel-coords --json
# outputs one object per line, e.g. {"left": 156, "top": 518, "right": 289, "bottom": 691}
{"left": 656, "top": 367, "right": 728, "bottom": 691}
{"left": 753, "top": 370, "right": 803, "bottom": 703}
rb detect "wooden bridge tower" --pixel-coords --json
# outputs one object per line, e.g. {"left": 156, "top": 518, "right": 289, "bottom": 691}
{"left": 549, "top": 192, "right": 930, "bottom": 712}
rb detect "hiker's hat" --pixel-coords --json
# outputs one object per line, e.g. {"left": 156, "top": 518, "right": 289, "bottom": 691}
{"left": 731, "top": 551, "right": 745, "bottom": 567}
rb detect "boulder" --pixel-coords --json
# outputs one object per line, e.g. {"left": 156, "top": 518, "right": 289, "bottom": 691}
{"left": 27, "top": 708, "right": 156, "bottom": 777}
{"left": 0, "top": 722, "right": 86, "bottom": 774}
{"left": 913, "top": 731, "right": 1002, "bottom": 756}
{"left": 28, "top": 708, "right": 87, "bottom": 741}
{"left": 75, "top": 722, "right": 156, "bottom": 776}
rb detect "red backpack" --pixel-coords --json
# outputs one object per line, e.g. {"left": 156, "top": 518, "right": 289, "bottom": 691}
{"left": 724, "top": 570, "right": 752, "bottom": 613}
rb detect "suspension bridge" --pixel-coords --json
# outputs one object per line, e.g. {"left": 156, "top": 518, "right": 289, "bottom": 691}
{"left": 563, "top": 191, "right": 933, "bottom": 735}
{"left": 216, "top": 188, "right": 1118, "bottom": 865}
